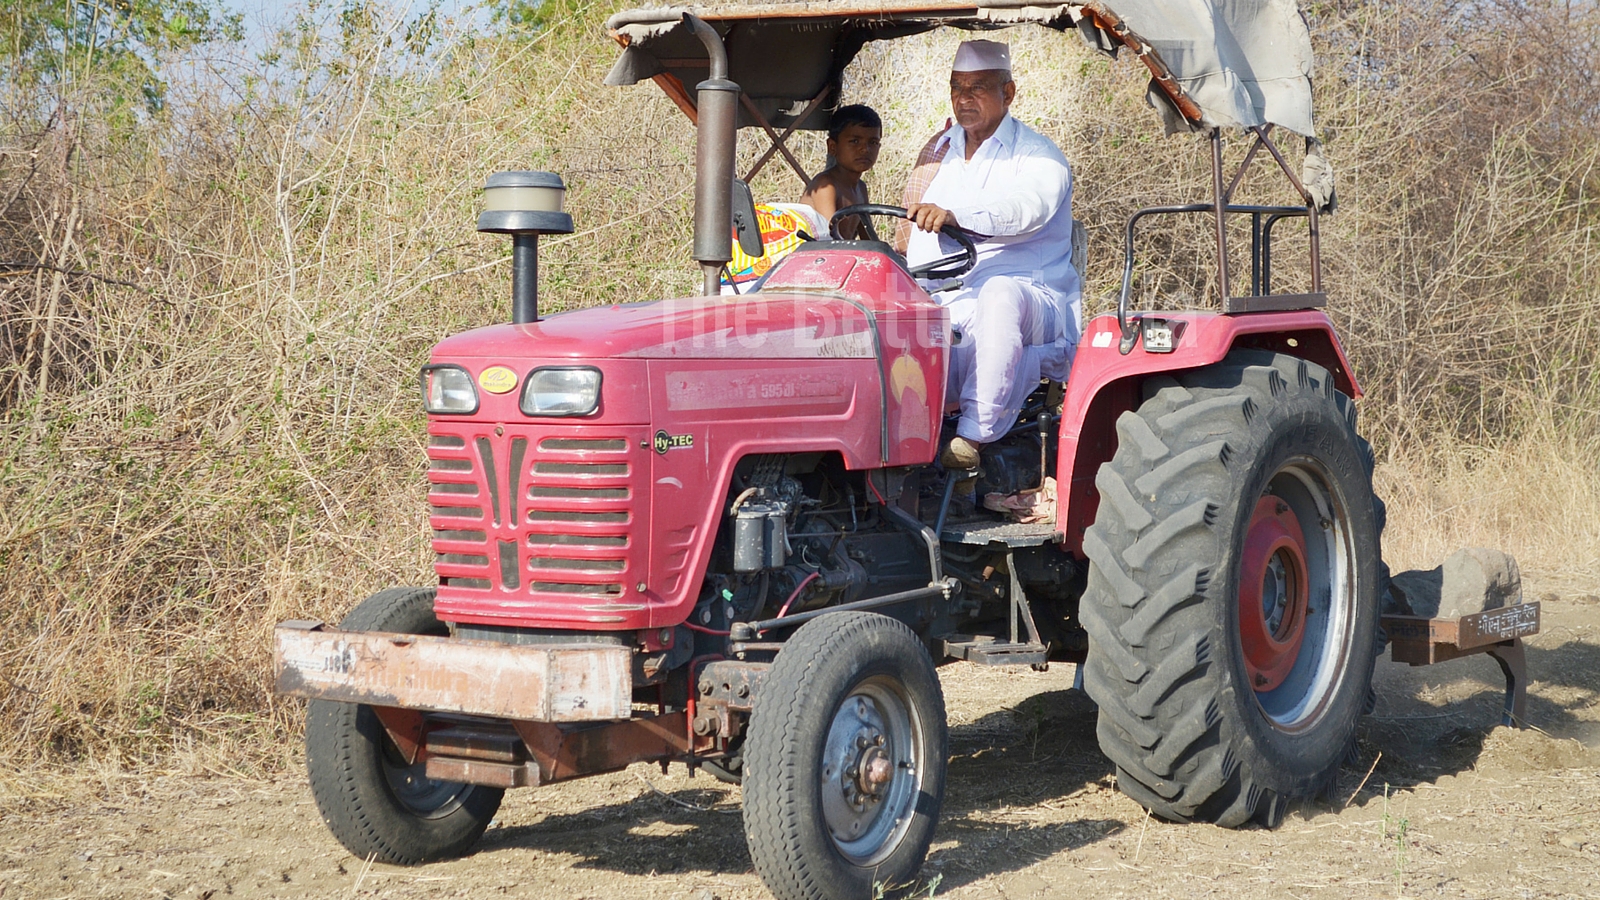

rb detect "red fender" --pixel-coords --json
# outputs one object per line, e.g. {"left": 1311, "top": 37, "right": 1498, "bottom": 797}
{"left": 1054, "top": 311, "right": 1360, "bottom": 554}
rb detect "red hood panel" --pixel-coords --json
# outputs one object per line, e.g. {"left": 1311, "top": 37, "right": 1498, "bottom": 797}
{"left": 433, "top": 249, "right": 939, "bottom": 361}
{"left": 433, "top": 292, "right": 883, "bottom": 360}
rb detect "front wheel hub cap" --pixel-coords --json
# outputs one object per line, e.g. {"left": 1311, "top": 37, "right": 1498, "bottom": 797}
{"left": 818, "top": 679, "right": 923, "bottom": 864}
{"left": 857, "top": 747, "right": 893, "bottom": 794}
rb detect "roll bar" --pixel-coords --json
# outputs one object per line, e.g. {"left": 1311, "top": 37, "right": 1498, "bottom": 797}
{"left": 1116, "top": 125, "right": 1328, "bottom": 353}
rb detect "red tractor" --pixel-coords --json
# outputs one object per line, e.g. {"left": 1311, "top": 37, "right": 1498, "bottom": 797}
{"left": 273, "top": 3, "right": 1538, "bottom": 899}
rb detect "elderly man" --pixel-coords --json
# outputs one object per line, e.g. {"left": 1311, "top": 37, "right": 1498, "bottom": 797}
{"left": 904, "top": 40, "right": 1082, "bottom": 474}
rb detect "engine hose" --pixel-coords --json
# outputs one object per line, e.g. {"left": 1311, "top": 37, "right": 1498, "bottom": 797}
{"left": 774, "top": 570, "right": 821, "bottom": 621}
{"left": 728, "top": 487, "right": 760, "bottom": 516}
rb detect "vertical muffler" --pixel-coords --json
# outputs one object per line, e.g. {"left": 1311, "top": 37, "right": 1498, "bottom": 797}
{"left": 684, "top": 14, "right": 738, "bottom": 297}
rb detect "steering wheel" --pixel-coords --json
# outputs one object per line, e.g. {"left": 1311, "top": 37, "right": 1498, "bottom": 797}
{"left": 828, "top": 203, "right": 979, "bottom": 281}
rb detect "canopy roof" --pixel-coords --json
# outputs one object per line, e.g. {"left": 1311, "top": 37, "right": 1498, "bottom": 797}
{"left": 605, "top": 0, "right": 1318, "bottom": 137}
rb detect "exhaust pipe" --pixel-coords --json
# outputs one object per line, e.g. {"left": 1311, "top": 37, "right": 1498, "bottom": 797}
{"left": 684, "top": 14, "right": 738, "bottom": 297}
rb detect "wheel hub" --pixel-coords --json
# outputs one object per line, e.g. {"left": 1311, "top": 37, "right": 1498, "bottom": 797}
{"left": 857, "top": 747, "right": 893, "bottom": 794}
{"left": 1239, "top": 495, "right": 1310, "bottom": 692}
{"left": 384, "top": 757, "right": 470, "bottom": 817}
{"left": 822, "top": 701, "right": 888, "bottom": 836}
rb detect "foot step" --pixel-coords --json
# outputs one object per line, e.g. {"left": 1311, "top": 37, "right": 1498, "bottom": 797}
{"left": 943, "top": 635, "right": 1049, "bottom": 667}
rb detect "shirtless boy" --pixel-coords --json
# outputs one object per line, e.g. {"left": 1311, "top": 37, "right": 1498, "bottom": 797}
{"left": 800, "top": 105, "right": 882, "bottom": 239}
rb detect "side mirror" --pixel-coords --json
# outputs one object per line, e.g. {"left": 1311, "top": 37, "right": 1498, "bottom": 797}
{"left": 731, "top": 179, "right": 763, "bottom": 258}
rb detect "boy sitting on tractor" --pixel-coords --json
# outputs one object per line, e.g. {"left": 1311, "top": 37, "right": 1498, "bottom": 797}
{"left": 800, "top": 104, "right": 882, "bottom": 240}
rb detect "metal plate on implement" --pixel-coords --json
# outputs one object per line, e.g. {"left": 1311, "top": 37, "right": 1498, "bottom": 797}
{"left": 1383, "top": 602, "right": 1540, "bottom": 656}
{"left": 1381, "top": 603, "right": 1539, "bottom": 729}
{"left": 273, "top": 624, "right": 631, "bottom": 722}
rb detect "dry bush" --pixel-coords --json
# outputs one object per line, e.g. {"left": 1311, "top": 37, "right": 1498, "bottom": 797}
{"left": 0, "top": 0, "right": 699, "bottom": 771}
{"left": 1311, "top": 0, "right": 1600, "bottom": 446}
{"left": 0, "top": 0, "right": 1596, "bottom": 774}
{"left": 1376, "top": 424, "right": 1600, "bottom": 582}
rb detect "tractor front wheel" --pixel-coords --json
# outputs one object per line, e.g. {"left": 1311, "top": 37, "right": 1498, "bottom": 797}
{"left": 304, "top": 587, "right": 503, "bottom": 864}
{"left": 743, "top": 612, "right": 948, "bottom": 900}
{"left": 1081, "top": 352, "right": 1382, "bottom": 827}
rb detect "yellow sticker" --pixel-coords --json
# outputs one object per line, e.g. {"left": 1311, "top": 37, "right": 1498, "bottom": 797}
{"left": 478, "top": 366, "right": 518, "bottom": 394}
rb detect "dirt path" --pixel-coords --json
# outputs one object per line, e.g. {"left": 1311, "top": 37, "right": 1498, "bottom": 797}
{"left": 5, "top": 589, "right": 1599, "bottom": 900}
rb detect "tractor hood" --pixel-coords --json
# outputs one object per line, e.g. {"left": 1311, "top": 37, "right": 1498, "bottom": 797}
{"left": 434, "top": 292, "right": 882, "bottom": 361}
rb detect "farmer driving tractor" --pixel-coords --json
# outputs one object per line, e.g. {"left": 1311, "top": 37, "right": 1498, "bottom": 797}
{"left": 902, "top": 40, "right": 1083, "bottom": 490}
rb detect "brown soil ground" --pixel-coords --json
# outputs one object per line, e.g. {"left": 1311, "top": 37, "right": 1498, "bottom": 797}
{"left": 4, "top": 585, "right": 1598, "bottom": 900}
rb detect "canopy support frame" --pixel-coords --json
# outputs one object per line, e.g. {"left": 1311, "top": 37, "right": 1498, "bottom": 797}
{"left": 743, "top": 88, "right": 831, "bottom": 184}
{"left": 1118, "top": 127, "right": 1327, "bottom": 348}
{"left": 1250, "top": 125, "right": 1321, "bottom": 293}
{"left": 617, "top": 34, "right": 827, "bottom": 189}
{"left": 1078, "top": 1, "right": 1204, "bottom": 125}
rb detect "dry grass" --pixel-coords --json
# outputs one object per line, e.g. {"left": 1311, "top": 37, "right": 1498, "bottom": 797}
{"left": 1376, "top": 428, "right": 1600, "bottom": 584}
{"left": 0, "top": 0, "right": 1597, "bottom": 775}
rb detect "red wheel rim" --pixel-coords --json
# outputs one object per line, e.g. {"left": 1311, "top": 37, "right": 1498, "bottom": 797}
{"left": 1238, "top": 495, "right": 1310, "bottom": 692}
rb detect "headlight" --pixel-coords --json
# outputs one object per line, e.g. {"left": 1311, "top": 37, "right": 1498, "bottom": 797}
{"left": 521, "top": 366, "right": 601, "bottom": 417}
{"left": 421, "top": 365, "right": 479, "bottom": 414}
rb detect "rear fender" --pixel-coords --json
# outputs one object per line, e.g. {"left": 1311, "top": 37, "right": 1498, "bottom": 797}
{"left": 1054, "top": 311, "right": 1359, "bottom": 554}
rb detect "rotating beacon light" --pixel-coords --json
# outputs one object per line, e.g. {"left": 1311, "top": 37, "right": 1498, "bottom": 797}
{"left": 476, "top": 171, "right": 575, "bottom": 324}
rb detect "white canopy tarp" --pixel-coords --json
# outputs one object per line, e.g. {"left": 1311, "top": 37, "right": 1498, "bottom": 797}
{"left": 1083, "top": 0, "right": 1316, "bottom": 135}
{"left": 605, "top": 0, "right": 1319, "bottom": 137}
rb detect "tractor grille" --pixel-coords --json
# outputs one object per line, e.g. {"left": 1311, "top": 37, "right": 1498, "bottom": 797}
{"left": 427, "top": 434, "right": 489, "bottom": 588}
{"left": 427, "top": 428, "right": 645, "bottom": 609}
{"left": 523, "top": 436, "right": 634, "bottom": 597}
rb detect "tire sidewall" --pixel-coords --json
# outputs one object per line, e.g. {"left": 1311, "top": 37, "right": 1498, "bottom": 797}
{"left": 305, "top": 587, "right": 503, "bottom": 864}
{"left": 792, "top": 645, "right": 944, "bottom": 883}
{"left": 1081, "top": 353, "right": 1385, "bottom": 826}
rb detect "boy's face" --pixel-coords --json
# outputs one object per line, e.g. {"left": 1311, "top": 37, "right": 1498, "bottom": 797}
{"left": 828, "top": 123, "right": 882, "bottom": 175}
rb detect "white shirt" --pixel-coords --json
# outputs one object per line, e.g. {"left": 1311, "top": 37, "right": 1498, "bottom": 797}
{"left": 905, "top": 115, "right": 1080, "bottom": 319}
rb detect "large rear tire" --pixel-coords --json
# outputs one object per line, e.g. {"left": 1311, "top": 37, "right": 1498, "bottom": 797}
{"left": 743, "top": 612, "right": 948, "bottom": 900}
{"left": 305, "top": 587, "right": 504, "bottom": 863}
{"left": 1081, "top": 352, "right": 1381, "bottom": 827}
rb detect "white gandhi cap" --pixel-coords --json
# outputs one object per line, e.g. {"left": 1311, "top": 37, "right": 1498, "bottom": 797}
{"left": 952, "top": 39, "right": 1011, "bottom": 74}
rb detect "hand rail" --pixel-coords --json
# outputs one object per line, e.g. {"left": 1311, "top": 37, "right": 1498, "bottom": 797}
{"left": 1116, "top": 203, "right": 1311, "bottom": 354}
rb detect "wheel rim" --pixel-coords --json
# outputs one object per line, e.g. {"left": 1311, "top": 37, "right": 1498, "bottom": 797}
{"left": 818, "top": 676, "right": 925, "bottom": 866}
{"left": 1239, "top": 459, "right": 1357, "bottom": 733}
{"left": 381, "top": 728, "right": 474, "bottom": 819}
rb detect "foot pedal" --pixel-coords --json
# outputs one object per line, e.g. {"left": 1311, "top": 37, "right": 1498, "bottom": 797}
{"left": 943, "top": 635, "right": 1049, "bottom": 667}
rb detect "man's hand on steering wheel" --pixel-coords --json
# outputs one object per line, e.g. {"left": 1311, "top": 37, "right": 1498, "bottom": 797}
{"left": 906, "top": 202, "right": 957, "bottom": 235}
{"left": 828, "top": 203, "right": 978, "bottom": 281}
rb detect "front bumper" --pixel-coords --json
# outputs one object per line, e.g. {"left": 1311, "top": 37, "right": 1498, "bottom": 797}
{"left": 273, "top": 621, "right": 632, "bottom": 722}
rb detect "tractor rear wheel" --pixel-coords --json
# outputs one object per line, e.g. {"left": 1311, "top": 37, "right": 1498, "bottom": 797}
{"left": 743, "top": 612, "right": 948, "bottom": 900}
{"left": 1080, "top": 352, "right": 1381, "bottom": 827}
{"left": 305, "top": 587, "right": 503, "bottom": 863}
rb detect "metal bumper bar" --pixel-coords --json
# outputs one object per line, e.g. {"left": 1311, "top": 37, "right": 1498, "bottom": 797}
{"left": 273, "top": 621, "right": 632, "bottom": 722}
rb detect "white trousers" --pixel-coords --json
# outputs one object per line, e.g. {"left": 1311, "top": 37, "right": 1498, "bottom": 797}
{"left": 944, "top": 276, "right": 1076, "bottom": 444}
